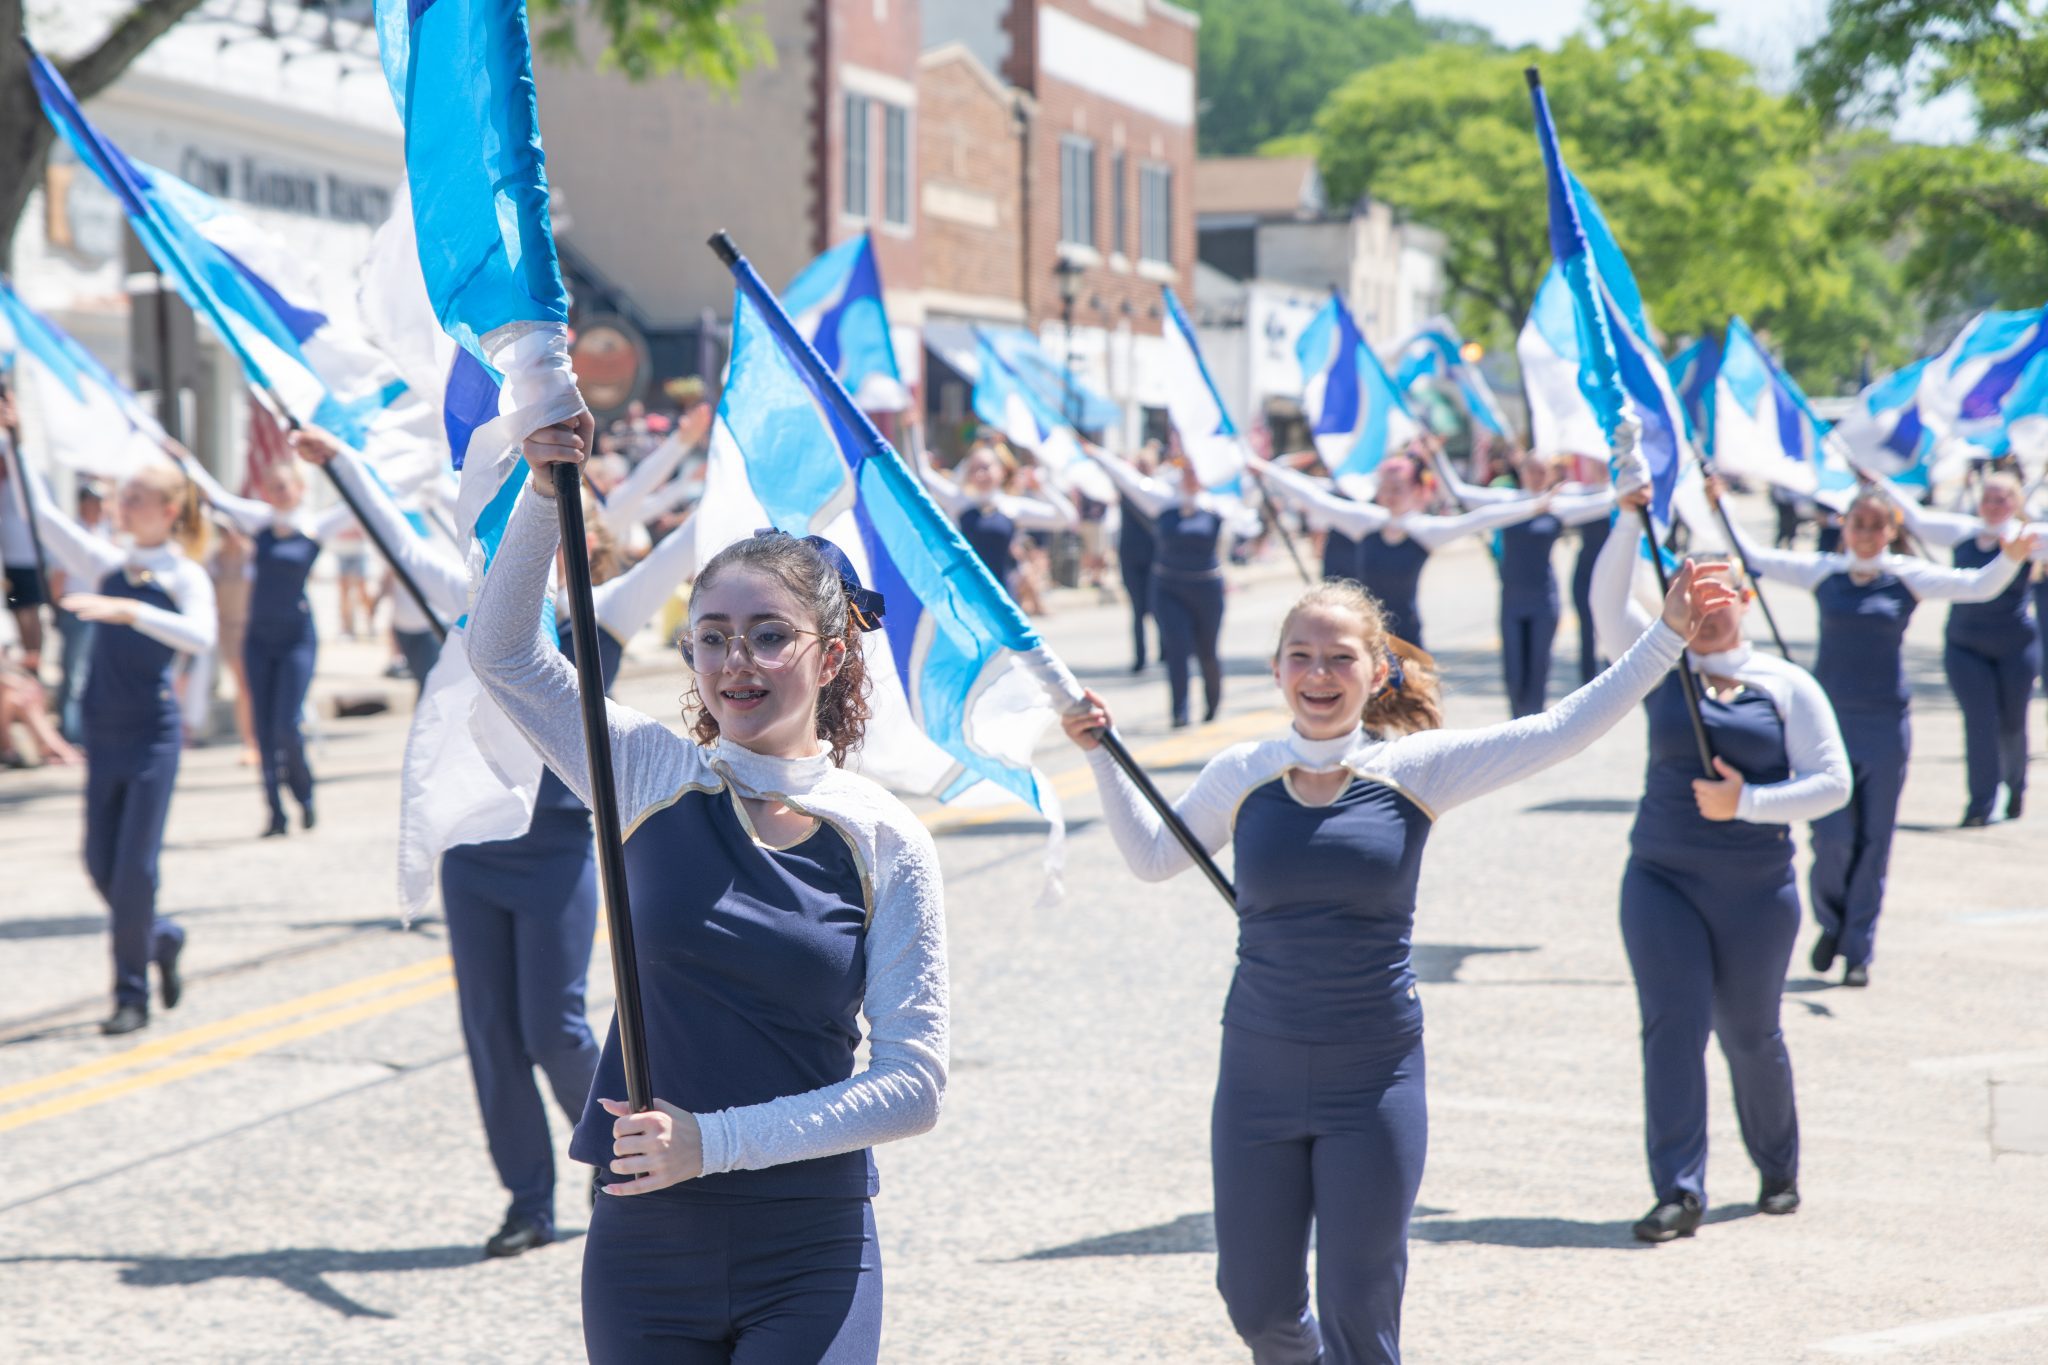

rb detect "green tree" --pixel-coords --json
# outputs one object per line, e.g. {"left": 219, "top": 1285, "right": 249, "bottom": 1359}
{"left": 1798, "top": 0, "right": 2048, "bottom": 314}
{"left": 1190, "top": 0, "right": 1490, "bottom": 157}
{"left": 0, "top": 0, "right": 764, "bottom": 268}
{"left": 1311, "top": 0, "right": 1890, "bottom": 390}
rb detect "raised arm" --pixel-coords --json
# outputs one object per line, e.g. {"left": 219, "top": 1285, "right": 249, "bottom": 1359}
{"left": 125, "top": 558, "right": 218, "bottom": 656}
{"left": 1251, "top": 457, "right": 1392, "bottom": 538}
{"left": 1404, "top": 494, "right": 1549, "bottom": 551}
{"left": 1891, "top": 542, "right": 2030, "bottom": 603}
{"left": 323, "top": 448, "right": 469, "bottom": 618}
{"left": 909, "top": 438, "right": 970, "bottom": 517}
{"left": 1718, "top": 503, "right": 1834, "bottom": 592}
{"left": 1001, "top": 478, "right": 1078, "bottom": 533}
{"left": 695, "top": 814, "right": 948, "bottom": 1176}
{"left": 1088, "top": 447, "right": 1177, "bottom": 520}
{"left": 178, "top": 455, "right": 275, "bottom": 537}
{"left": 1550, "top": 488, "right": 1619, "bottom": 528}
{"left": 468, "top": 485, "right": 701, "bottom": 829}
{"left": 1872, "top": 477, "right": 1977, "bottom": 548}
{"left": 1733, "top": 661, "right": 1851, "bottom": 824}
{"left": 601, "top": 429, "right": 692, "bottom": 538}
{"left": 1081, "top": 741, "right": 1266, "bottom": 883}
{"left": 593, "top": 512, "right": 697, "bottom": 640}
{"left": 1380, "top": 614, "right": 1688, "bottom": 816}
{"left": 20, "top": 463, "right": 123, "bottom": 583}
{"left": 1590, "top": 512, "right": 1658, "bottom": 659}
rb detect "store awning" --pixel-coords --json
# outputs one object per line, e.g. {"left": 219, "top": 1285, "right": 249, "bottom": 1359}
{"left": 923, "top": 320, "right": 1120, "bottom": 432}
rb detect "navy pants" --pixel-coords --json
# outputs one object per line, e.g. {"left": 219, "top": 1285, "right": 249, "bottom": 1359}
{"left": 583, "top": 1193, "right": 883, "bottom": 1363}
{"left": 1212, "top": 1026, "right": 1427, "bottom": 1365}
{"left": 1810, "top": 710, "right": 1909, "bottom": 968}
{"left": 1944, "top": 632, "right": 2038, "bottom": 819}
{"left": 395, "top": 627, "right": 442, "bottom": 698}
{"left": 1500, "top": 602, "right": 1559, "bottom": 719}
{"left": 245, "top": 634, "right": 317, "bottom": 823}
{"left": 2036, "top": 580, "right": 2048, "bottom": 723}
{"left": 1122, "top": 558, "right": 1153, "bottom": 668}
{"left": 1152, "top": 573, "right": 1225, "bottom": 726}
{"left": 53, "top": 611, "right": 94, "bottom": 743}
{"left": 1620, "top": 850, "right": 1801, "bottom": 1204}
{"left": 443, "top": 840, "right": 601, "bottom": 1229}
{"left": 85, "top": 727, "right": 186, "bottom": 1008}
{"left": 1573, "top": 565, "right": 1604, "bottom": 684}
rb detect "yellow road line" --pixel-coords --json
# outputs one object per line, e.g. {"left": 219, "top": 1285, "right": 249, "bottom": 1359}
{"left": 0, "top": 976, "right": 455, "bottom": 1135}
{"left": 0, "top": 955, "right": 453, "bottom": 1110}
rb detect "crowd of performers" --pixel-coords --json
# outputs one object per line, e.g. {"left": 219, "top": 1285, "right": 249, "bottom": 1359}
{"left": 6, "top": 374, "right": 2048, "bottom": 1363}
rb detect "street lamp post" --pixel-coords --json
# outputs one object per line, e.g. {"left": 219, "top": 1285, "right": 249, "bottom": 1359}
{"left": 1055, "top": 256, "right": 1084, "bottom": 430}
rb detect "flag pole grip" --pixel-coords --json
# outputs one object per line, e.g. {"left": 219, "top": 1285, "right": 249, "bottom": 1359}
{"left": 552, "top": 460, "right": 655, "bottom": 1113}
{"left": 1092, "top": 725, "right": 1237, "bottom": 908}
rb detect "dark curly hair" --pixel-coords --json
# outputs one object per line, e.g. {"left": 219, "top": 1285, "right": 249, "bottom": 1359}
{"left": 685, "top": 534, "right": 873, "bottom": 766}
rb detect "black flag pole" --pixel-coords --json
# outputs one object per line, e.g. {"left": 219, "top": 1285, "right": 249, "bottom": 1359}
{"left": 1701, "top": 465, "right": 1793, "bottom": 662}
{"left": 1243, "top": 459, "right": 1314, "bottom": 585}
{"left": 1638, "top": 502, "right": 1719, "bottom": 776}
{"left": 707, "top": 228, "right": 1239, "bottom": 908}
{"left": 549, "top": 456, "right": 654, "bottom": 1113}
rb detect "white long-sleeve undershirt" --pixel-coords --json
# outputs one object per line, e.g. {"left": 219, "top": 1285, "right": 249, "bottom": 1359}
{"left": 26, "top": 467, "right": 216, "bottom": 656}
{"left": 1721, "top": 506, "right": 2026, "bottom": 601}
{"left": 1252, "top": 457, "right": 1547, "bottom": 548}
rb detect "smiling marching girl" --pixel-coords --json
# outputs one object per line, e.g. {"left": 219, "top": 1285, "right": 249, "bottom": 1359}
{"left": 182, "top": 455, "right": 363, "bottom": 836}
{"left": 1063, "top": 541, "right": 1733, "bottom": 1363}
{"left": 1253, "top": 453, "right": 1550, "bottom": 650}
{"left": 1713, "top": 480, "right": 2036, "bottom": 985}
{"left": 468, "top": 418, "right": 946, "bottom": 1362}
{"left": 1872, "top": 472, "right": 2048, "bottom": 824}
{"left": 26, "top": 459, "right": 216, "bottom": 1035}
{"left": 1592, "top": 470, "right": 1851, "bottom": 1243}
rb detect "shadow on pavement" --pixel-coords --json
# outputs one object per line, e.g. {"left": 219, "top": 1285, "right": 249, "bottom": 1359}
{"left": 0, "top": 915, "right": 107, "bottom": 941}
{"left": 1017, "top": 1206, "right": 1457, "bottom": 1260}
{"left": 0, "top": 1239, "right": 580, "bottom": 1318}
{"left": 1412, "top": 943, "right": 1536, "bottom": 984}
{"left": 1409, "top": 1202, "right": 1750, "bottom": 1250}
{"left": 1523, "top": 797, "right": 1639, "bottom": 816}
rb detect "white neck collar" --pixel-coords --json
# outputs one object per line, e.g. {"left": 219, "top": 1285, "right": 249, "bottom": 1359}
{"left": 710, "top": 734, "right": 834, "bottom": 797}
{"left": 1688, "top": 641, "right": 1754, "bottom": 676}
{"left": 1287, "top": 724, "right": 1364, "bottom": 768}
{"left": 1846, "top": 552, "right": 1886, "bottom": 575}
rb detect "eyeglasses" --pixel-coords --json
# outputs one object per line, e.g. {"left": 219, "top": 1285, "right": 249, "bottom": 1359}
{"left": 679, "top": 620, "right": 828, "bottom": 673}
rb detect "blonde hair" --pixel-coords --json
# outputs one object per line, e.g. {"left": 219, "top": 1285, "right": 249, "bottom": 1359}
{"left": 1276, "top": 580, "right": 1443, "bottom": 735}
{"left": 131, "top": 459, "right": 212, "bottom": 562}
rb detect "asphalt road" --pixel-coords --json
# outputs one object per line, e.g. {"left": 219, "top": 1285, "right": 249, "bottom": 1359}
{"left": 2, "top": 509, "right": 2045, "bottom": 1363}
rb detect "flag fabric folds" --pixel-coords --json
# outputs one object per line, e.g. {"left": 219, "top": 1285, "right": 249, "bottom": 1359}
{"left": 1516, "top": 265, "right": 1611, "bottom": 461}
{"left": 0, "top": 281, "right": 168, "bottom": 479}
{"left": 1526, "top": 76, "right": 1689, "bottom": 528}
{"left": 783, "top": 234, "right": 909, "bottom": 413}
{"left": 1665, "top": 334, "right": 1718, "bottom": 444}
{"left": 1392, "top": 319, "right": 1510, "bottom": 437}
{"left": 1709, "top": 317, "right": 1850, "bottom": 499}
{"left": 971, "top": 329, "right": 1086, "bottom": 475}
{"left": 1158, "top": 286, "right": 1249, "bottom": 487}
{"left": 1919, "top": 307, "right": 2048, "bottom": 446}
{"left": 702, "top": 255, "right": 1086, "bottom": 822}
{"left": 1295, "top": 292, "right": 1418, "bottom": 479}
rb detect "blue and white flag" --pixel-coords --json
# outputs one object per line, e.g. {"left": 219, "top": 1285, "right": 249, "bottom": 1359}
{"left": 1666, "top": 334, "right": 1718, "bottom": 443}
{"left": 1709, "top": 317, "right": 1851, "bottom": 499}
{"left": 0, "top": 281, "right": 168, "bottom": 479}
{"left": 1516, "top": 265, "right": 1610, "bottom": 460}
{"left": 1920, "top": 307, "right": 2048, "bottom": 445}
{"left": 1159, "top": 286, "right": 1248, "bottom": 487}
{"left": 1295, "top": 292, "right": 1418, "bottom": 480}
{"left": 1832, "top": 357, "right": 1953, "bottom": 489}
{"left": 1392, "top": 318, "right": 1510, "bottom": 437}
{"left": 971, "top": 328, "right": 1086, "bottom": 477}
{"left": 1527, "top": 75, "right": 1689, "bottom": 528}
{"left": 783, "top": 234, "right": 908, "bottom": 413}
{"left": 696, "top": 253, "right": 1088, "bottom": 825}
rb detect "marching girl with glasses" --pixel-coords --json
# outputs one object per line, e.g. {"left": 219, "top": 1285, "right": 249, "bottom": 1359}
{"left": 1592, "top": 466, "right": 1852, "bottom": 1243}
{"left": 1710, "top": 478, "right": 2036, "bottom": 984}
{"left": 1061, "top": 540, "right": 1734, "bottom": 1363}
{"left": 468, "top": 416, "right": 946, "bottom": 1363}
{"left": 25, "top": 458, "right": 216, "bottom": 1035}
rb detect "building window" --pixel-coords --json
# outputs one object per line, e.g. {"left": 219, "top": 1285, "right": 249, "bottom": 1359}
{"left": 1139, "top": 162, "right": 1173, "bottom": 263}
{"left": 1060, "top": 136, "right": 1096, "bottom": 248}
{"left": 1110, "top": 151, "right": 1126, "bottom": 258}
{"left": 883, "top": 104, "right": 909, "bottom": 227}
{"left": 844, "top": 93, "right": 872, "bottom": 219}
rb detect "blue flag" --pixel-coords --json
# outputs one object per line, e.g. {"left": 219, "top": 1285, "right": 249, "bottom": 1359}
{"left": 1527, "top": 74, "right": 1689, "bottom": 527}
{"left": 783, "top": 234, "right": 908, "bottom": 412}
{"left": 1392, "top": 319, "right": 1510, "bottom": 437}
{"left": 1159, "top": 286, "right": 1249, "bottom": 488}
{"left": 1709, "top": 318, "right": 1851, "bottom": 499}
{"left": 1665, "top": 335, "right": 1719, "bottom": 444}
{"left": 1295, "top": 292, "right": 1418, "bottom": 480}
{"left": 699, "top": 248, "right": 1088, "bottom": 816}
{"left": 970, "top": 328, "right": 1087, "bottom": 478}
{"left": 1920, "top": 307, "right": 2048, "bottom": 452}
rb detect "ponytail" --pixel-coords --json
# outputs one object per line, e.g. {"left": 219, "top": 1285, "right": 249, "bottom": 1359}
{"left": 1275, "top": 580, "right": 1444, "bottom": 736}
{"left": 173, "top": 474, "right": 211, "bottom": 562}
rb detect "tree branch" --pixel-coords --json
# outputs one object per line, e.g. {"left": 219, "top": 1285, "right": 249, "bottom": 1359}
{"left": 59, "top": 0, "right": 212, "bottom": 103}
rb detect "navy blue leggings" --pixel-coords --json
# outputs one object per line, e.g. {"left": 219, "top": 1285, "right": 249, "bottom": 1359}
{"left": 1620, "top": 851, "right": 1801, "bottom": 1204}
{"left": 442, "top": 840, "right": 601, "bottom": 1228}
{"left": 1810, "top": 710, "right": 1909, "bottom": 969}
{"left": 582, "top": 1193, "right": 882, "bottom": 1363}
{"left": 1944, "top": 632, "right": 2037, "bottom": 818}
{"left": 1212, "top": 1026, "right": 1427, "bottom": 1365}
{"left": 1500, "top": 602, "right": 1559, "bottom": 719}
{"left": 1151, "top": 572, "right": 1225, "bottom": 725}
{"left": 1122, "top": 557, "right": 1153, "bottom": 668}
{"left": 245, "top": 634, "right": 317, "bottom": 822}
{"left": 85, "top": 727, "right": 185, "bottom": 1008}
{"left": 395, "top": 627, "right": 442, "bottom": 699}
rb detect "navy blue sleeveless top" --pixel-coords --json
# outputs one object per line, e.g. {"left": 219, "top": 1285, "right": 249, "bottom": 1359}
{"left": 1498, "top": 512, "right": 1564, "bottom": 611}
{"left": 959, "top": 503, "right": 1017, "bottom": 581}
{"left": 1117, "top": 495, "right": 1155, "bottom": 568}
{"left": 1357, "top": 532, "right": 1430, "bottom": 647}
{"left": 1631, "top": 672, "right": 1792, "bottom": 863}
{"left": 1155, "top": 504, "right": 1223, "bottom": 576}
{"left": 1227, "top": 774, "right": 1433, "bottom": 1045}
{"left": 81, "top": 569, "right": 182, "bottom": 742}
{"left": 1573, "top": 515, "right": 1611, "bottom": 596}
{"left": 246, "top": 527, "right": 320, "bottom": 645}
{"left": 1814, "top": 571, "right": 1917, "bottom": 714}
{"left": 1321, "top": 527, "right": 1361, "bottom": 582}
{"left": 1947, "top": 538, "right": 2031, "bottom": 651}
{"left": 574, "top": 784, "right": 874, "bottom": 1199}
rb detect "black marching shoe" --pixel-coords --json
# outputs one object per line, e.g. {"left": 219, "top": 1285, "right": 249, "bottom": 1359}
{"left": 157, "top": 939, "right": 184, "bottom": 1011}
{"left": 1842, "top": 963, "right": 1870, "bottom": 989}
{"left": 1130, "top": 658, "right": 1147, "bottom": 674}
{"left": 1960, "top": 809, "right": 1990, "bottom": 828}
{"left": 1758, "top": 1179, "right": 1801, "bottom": 1216}
{"left": 261, "top": 814, "right": 289, "bottom": 838}
{"left": 2007, "top": 791, "right": 2025, "bottom": 821}
{"left": 483, "top": 1215, "right": 553, "bottom": 1259}
{"left": 100, "top": 1003, "right": 149, "bottom": 1036}
{"left": 1632, "top": 1194, "right": 1702, "bottom": 1243}
{"left": 1809, "top": 932, "right": 1839, "bottom": 974}
{"left": 300, "top": 803, "right": 317, "bottom": 832}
